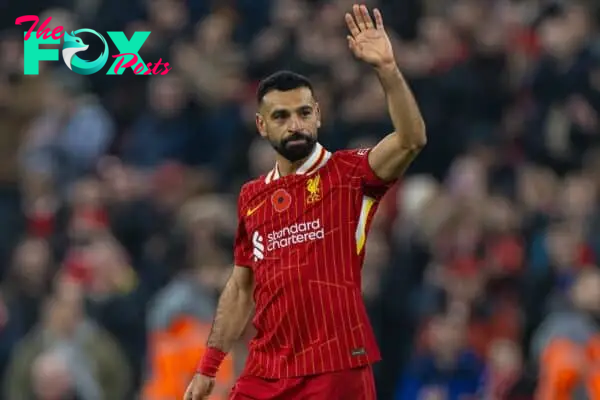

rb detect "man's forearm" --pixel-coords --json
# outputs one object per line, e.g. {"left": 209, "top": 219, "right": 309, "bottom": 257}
{"left": 206, "top": 277, "right": 253, "bottom": 352}
{"left": 376, "top": 63, "right": 426, "bottom": 147}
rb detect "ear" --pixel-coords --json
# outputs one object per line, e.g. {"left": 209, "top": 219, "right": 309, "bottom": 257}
{"left": 255, "top": 113, "right": 267, "bottom": 138}
{"left": 315, "top": 102, "right": 322, "bottom": 128}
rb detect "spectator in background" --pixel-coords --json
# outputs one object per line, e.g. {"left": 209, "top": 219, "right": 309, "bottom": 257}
{"left": 30, "top": 348, "right": 82, "bottom": 400}
{"left": 533, "top": 268, "right": 600, "bottom": 399}
{"left": 19, "top": 69, "right": 114, "bottom": 202}
{"left": 83, "top": 237, "right": 148, "bottom": 389}
{"left": 146, "top": 194, "right": 236, "bottom": 335}
{"left": 0, "top": 31, "right": 49, "bottom": 272}
{"left": 142, "top": 196, "right": 238, "bottom": 399}
{"left": 524, "top": 2, "right": 599, "bottom": 174}
{"left": 123, "top": 74, "right": 195, "bottom": 169}
{"left": 482, "top": 338, "right": 535, "bottom": 399}
{"left": 396, "top": 313, "right": 484, "bottom": 399}
{"left": 4, "top": 280, "right": 131, "bottom": 400}
{"left": 3, "top": 237, "right": 54, "bottom": 333}
{"left": 173, "top": 9, "right": 246, "bottom": 108}
{"left": 123, "top": 74, "right": 226, "bottom": 191}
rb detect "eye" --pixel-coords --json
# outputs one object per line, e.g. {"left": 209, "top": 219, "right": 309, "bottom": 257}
{"left": 300, "top": 108, "right": 312, "bottom": 117}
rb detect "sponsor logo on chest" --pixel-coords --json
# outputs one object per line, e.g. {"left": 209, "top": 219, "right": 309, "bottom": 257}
{"left": 251, "top": 219, "right": 325, "bottom": 260}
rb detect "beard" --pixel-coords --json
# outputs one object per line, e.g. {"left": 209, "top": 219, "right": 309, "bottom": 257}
{"left": 271, "top": 131, "right": 317, "bottom": 162}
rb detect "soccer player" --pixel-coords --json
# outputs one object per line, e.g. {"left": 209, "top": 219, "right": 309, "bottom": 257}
{"left": 185, "top": 4, "right": 426, "bottom": 399}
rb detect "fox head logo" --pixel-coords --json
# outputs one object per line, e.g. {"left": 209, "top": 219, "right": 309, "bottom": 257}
{"left": 62, "top": 29, "right": 108, "bottom": 75}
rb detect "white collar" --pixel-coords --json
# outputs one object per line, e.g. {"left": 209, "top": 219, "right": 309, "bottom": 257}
{"left": 265, "top": 143, "right": 331, "bottom": 184}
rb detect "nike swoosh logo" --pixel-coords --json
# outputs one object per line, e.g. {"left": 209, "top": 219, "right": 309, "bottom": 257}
{"left": 246, "top": 200, "right": 266, "bottom": 216}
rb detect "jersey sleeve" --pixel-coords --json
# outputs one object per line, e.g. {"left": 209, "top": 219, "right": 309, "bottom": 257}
{"left": 339, "top": 148, "right": 397, "bottom": 200}
{"left": 233, "top": 187, "right": 253, "bottom": 268}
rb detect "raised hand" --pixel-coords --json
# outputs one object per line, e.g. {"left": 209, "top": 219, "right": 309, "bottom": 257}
{"left": 345, "top": 4, "right": 395, "bottom": 70}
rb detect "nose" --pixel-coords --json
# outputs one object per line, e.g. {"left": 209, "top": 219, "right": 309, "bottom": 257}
{"left": 289, "top": 114, "right": 302, "bottom": 131}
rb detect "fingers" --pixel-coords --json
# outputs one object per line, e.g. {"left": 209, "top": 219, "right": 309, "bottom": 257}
{"left": 353, "top": 4, "right": 367, "bottom": 31}
{"left": 347, "top": 35, "right": 357, "bottom": 52}
{"left": 360, "top": 5, "right": 374, "bottom": 29}
{"left": 373, "top": 8, "right": 384, "bottom": 30}
{"left": 346, "top": 4, "right": 379, "bottom": 37}
{"left": 183, "top": 383, "right": 203, "bottom": 400}
{"left": 345, "top": 13, "right": 360, "bottom": 37}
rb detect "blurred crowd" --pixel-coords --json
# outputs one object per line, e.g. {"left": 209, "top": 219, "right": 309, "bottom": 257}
{"left": 2, "top": 0, "right": 600, "bottom": 398}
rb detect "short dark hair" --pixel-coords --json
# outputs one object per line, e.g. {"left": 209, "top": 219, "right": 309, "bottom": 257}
{"left": 256, "top": 70, "right": 313, "bottom": 104}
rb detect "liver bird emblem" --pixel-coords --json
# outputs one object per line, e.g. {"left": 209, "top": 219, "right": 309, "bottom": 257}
{"left": 306, "top": 175, "right": 321, "bottom": 204}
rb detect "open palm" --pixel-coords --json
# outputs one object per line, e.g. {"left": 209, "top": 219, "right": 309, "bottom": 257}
{"left": 345, "top": 5, "right": 395, "bottom": 68}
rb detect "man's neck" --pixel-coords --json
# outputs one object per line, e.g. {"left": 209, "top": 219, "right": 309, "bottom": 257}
{"left": 275, "top": 154, "right": 310, "bottom": 177}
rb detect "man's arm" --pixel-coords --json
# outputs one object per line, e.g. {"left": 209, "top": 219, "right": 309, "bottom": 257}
{"left": 345, "top": 5, "right": 426, "bottom": 182}
{"left": 368, "top": 64, "right": 426, "bottom": 181}
{"left": 206, "top": 265, "right": 254, "bottom": 352}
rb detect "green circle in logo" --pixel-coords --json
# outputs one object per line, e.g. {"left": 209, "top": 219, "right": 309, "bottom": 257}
{"left": 61, "top": 29, "right": 109, "bottom": 75}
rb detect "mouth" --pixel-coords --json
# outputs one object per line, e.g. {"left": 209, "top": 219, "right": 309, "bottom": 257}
{"left": 284, "top": 132, "right": 311, "bottom": 146}
{"left": 286, "top": 138, "right": 309, "bottom": 146}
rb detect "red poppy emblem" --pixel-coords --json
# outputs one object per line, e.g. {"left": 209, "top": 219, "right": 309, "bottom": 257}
{"left": 272, "top": 189, "right": 292, "bottom": 213}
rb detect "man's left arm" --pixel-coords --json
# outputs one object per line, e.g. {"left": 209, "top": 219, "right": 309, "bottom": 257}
{"left": 369, "top": 64, "right": 426, "bottom": 181}
{"left": 346, "top": 5, "right": 427, "bottom": 182}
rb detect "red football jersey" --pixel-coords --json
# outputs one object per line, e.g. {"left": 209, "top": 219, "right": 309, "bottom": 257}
{"left": 234, "top": 143, "right": 395, "bottom": 378}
